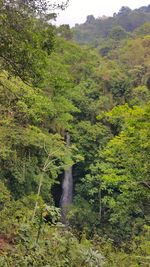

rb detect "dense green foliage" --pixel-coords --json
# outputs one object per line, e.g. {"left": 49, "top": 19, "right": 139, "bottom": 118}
{"left": 0, "top": 1, "right": 150, "bottom": 266}
{"left": 73, "top": 5, "right": 150, "bottom": 45}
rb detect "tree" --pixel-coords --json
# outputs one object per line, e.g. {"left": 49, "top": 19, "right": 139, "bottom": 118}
{"left": 57, "top": 24, "right": 73, "bottom": 40}
{"left": 99, "top": 104, "right": 150, "bottom": 240}
{"left": 118, "top": 6, "right": 131, "bottom": 16}
{"left": 0, "top": 0, "right": 69, "bottom": 84}
{"left": 108, "top": 26, "right": 129, "bottom": 41}
{"left": 135, "top": 22, "right": 150, "bottom": 36}
{"left": 86, "top": 15, "right": 95, "bottom": 24}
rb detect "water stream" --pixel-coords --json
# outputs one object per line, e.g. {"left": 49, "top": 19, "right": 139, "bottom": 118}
{"left": 60, "top": 132, "right": 73, "bottom": 223}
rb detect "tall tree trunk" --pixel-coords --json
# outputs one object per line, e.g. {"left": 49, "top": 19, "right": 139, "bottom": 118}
{"left": 60, "top": 132, "right": 73, "bottom": 223}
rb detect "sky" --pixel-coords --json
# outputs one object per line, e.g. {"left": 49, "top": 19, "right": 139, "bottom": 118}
{"left": 55, "top": 0, "right": 150, "bottom": 26}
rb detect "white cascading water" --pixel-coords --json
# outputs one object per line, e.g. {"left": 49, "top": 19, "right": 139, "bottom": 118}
{"left": 60, "top": 132, "right": 73, "bottom": 223}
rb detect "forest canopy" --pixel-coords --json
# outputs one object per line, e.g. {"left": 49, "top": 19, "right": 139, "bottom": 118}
{"left": 0, "top": 1, "right": 150, "bottom": 266}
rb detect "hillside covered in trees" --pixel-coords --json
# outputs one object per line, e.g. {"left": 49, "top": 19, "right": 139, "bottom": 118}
{"left": 73, "top": 5, "right": 150, "bottom": 45}
{"left": 0, "top": 1, "right": 150, "bottom": 266}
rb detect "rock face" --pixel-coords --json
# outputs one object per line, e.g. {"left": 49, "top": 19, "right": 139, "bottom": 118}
{"left": 60, "top": 132, "right": 73, "bottom": 223}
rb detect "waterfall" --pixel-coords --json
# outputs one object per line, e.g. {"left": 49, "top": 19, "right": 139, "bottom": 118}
{"left": 60, "top": 132, "right": 73, "bottom": 223}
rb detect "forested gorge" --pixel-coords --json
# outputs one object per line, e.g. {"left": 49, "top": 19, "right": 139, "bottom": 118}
{"left": 0, "top": 1, "right": 150, "bottom": 266}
